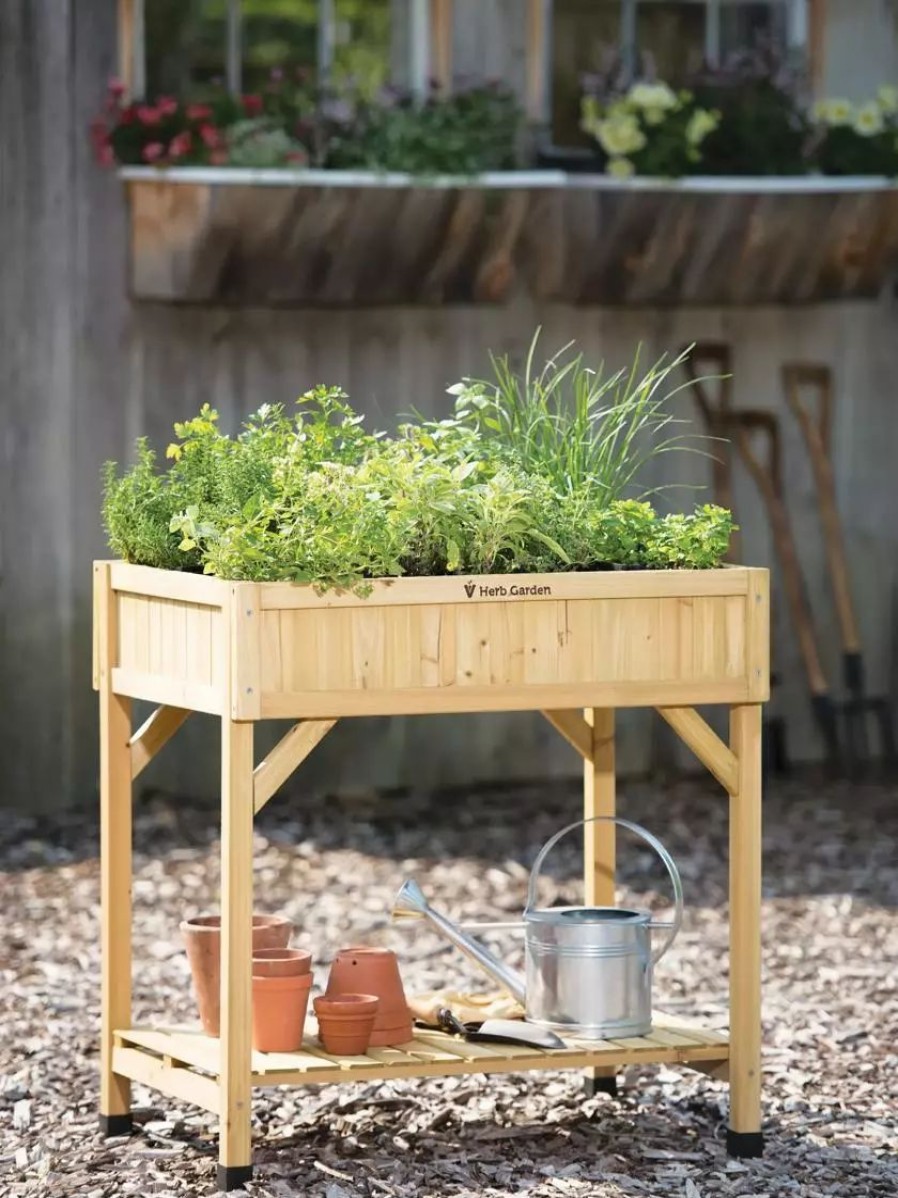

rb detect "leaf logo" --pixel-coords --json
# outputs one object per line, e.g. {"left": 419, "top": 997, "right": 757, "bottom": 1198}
{"left": 464, "top": 582, "right": 476, "bottom": 599}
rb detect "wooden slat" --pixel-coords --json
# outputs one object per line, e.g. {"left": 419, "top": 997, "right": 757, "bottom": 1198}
{"left": 430, "top": 0, "right": 452, "bottom": 92}
{"left": 746, "top": 568, "right": 771, "bottom": 701}
{"left": 109, "top": 561, "right": 228, "bottom": 606}
{"left": 261, "top": 679, "right": 751, "bottom": 719}
{"left": 253, "top": 720, "right": 337, "bottom": 813}
{"left": 525, "top": 0, "right": 548, "bottom": 123}
{"left": 130, "top": 705, "right": 190, "bottom": 779}
{"left": 259, "top": 569, "right": 750, "bottom": 610}
{"left": 113, "top": 1047, "right": 220, "bottom": 1114}
{"left": 656, "top": 706, "right": 738, "bottom": 794}
{"left": 540, "top": 709, "right": 592, "bottom": 760}
{"left": 112, "top": 668, "right": 223, "bottom": 715}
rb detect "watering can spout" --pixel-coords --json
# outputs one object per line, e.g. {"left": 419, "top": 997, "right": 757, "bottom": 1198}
{"left": 391, "top": 879, "right": 527, "bottom": 1006}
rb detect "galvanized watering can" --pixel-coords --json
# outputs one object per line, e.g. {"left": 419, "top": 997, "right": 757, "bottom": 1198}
{"left": 392, "top": 817, "right": 683, "bottom": 1040}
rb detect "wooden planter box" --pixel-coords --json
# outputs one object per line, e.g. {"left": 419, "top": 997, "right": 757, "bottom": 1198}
{"left": 94, "top": 561, "right": 769, "bottom": 718}
{"left": 121, "top": 167, "right": 898, "bottom": 307}
{"left": 94, "top": 559, "right": 769, "bottom": 1189}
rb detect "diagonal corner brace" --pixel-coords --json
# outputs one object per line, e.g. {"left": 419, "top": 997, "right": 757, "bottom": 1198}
{"left": 130, "top": 705, "right": 191, "bottom": 780}
{"left": 253, "top": 720, "right": 337, "bottom": 814}
{"left": 540, "top": 709, "right": 594, "bottom": 761}
{"left": 656, "top": 706, "right": 738, "bottom": 795}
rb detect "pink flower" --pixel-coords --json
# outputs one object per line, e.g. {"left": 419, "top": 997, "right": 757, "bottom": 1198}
{"left": 118, "top": 103, "right": 137, "bottom": 125}
{"left": 137, "top": 105, "right": 161, "bottom": 126}
{"left": 169, "top": 131, "right": 192, "bottom": 160}
{"left": 89, "top": 118, "right": 108, "bottom": 145}
{"left": 142, "top": 141, "right": 165, "bottom": 163}
{"left": 97, "top": 144, "right": 115, "bottom": 167}
{"left": 242, "top": 93, "right": 263, "bottom": 116}
{"left": 209, "top": 149, "right": 228, "bottom": 166}
{"left": 107, "top": 77, "right": 126, "bottom": 98}
{"left": 198, "top": 123, "right": 220, "bottom": 148}
{"left": 187, "top": 103, "right": 212, "bottom": 121}
{"left": 158, "top": 95, "right": 178, "bottom": 117}
{"left": 285, "top": 149, "right": 307, "bottom": 166}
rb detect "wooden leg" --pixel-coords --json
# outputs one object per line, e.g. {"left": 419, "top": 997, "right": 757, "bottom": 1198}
{"left": 583, "top": 708, "right": 617, "bottom": 1096}
{"left": 218, "top": 719, "right": 255, "bottom": 1191}
{"left": 727, "top": 705, "right": 764, "bottom": 1157}
{"left": 98, "top": 559, "right": 133, "bottom": 1136}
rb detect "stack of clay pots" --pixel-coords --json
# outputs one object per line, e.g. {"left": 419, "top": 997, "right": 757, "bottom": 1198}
{"left": 316, "top": 947, "right": 413, "bottom": 1055}
{"left": 251, "top": 948, "right": 312, "bottom": 1053}
{"left": 182, "top": 918, "right": 414, "bottom": 1059}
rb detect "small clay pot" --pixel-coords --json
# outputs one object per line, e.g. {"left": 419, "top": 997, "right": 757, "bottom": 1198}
{"left": 325, "top": 947, "right": 413, "bottom": 1046}
{"left": 252, "top": 948, "right": 312, "bottom": 978}
{"left": 181, "top": 913, "right": 292, "bottom": 1036}
{"left": 252, "top": 972, "right": 312, "bottom": 1053}
{"left": 314, "top": 994, "right": 379, "bottom": 1056}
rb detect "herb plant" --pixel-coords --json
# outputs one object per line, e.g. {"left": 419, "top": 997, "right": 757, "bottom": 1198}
{"left": 103, "top": 344, "right": 734, "bottom": 591}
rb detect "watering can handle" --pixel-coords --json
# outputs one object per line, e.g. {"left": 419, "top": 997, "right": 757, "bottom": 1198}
{"left": 524, "top": 817, "right": 684, "bottom": 967}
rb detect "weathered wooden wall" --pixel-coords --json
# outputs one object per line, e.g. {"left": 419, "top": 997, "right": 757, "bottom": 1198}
{"left": 2, "top": 1, "right": 898, "bottom": 812}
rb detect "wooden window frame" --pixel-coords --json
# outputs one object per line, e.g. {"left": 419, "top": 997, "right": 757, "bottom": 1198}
{"left": 537, "top": 0, "right": 823, "bottom": 144}
{"left": 118, "top": 0, "right": 454, "bottom": 103}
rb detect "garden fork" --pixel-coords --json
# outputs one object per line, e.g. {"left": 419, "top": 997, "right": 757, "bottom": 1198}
{"left": 727, "top": 408, "right": 841, "bottom": 773}
{"left": 782, "top": 364, "right": 896, "bottom": 776}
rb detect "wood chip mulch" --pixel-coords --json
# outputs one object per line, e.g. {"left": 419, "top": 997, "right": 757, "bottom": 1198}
{"left": 0, "top": 771, "right": 895, "bottom": 1197}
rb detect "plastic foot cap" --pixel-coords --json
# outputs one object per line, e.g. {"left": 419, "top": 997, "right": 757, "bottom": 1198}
{"left": 99, "top": 1113, "right": 133, "bottom": 1137}
{"left": 584, "top": 1075, "right": 618, "bottom": 1097}
{"left": 218, "top": 1164, "right": 254, "bottom": 1191}
{"left": 727, "top": 1129, "right": 764, "bottom": 1158}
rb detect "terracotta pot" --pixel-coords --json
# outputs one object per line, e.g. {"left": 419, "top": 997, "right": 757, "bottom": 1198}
{"left": 325, "top": 947, "right": 413, "bottom": 1046}
{"left": 252, "top": 948, "right": 312, "bottom": 978}
{"left": 181, "top": 913, "right": 292, "bottom": 1036}
{"left": 314, "top": 994, "right": 379, "bottom": 1056}
{"left": 252, "top": 972, "right": 312, "bottom": 1053}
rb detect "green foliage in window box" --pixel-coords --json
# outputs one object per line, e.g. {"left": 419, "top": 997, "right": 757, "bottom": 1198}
{"left": 103, "top": 341, "right": 734, "bottom": 591}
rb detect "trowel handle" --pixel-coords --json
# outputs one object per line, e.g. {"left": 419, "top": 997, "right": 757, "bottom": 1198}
{"left": 525, "top": 817, "right": 684, "bottom": 966}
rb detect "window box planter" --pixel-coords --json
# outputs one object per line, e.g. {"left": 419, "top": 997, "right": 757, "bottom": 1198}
{"left": 121, "top": 167, "right": 898, "bottom": 307}
{"left": 94, "top": 558, "right": 769, "bottom": 1186}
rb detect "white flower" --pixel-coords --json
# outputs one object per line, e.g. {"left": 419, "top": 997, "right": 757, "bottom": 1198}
{"left": 685, "top": 108, "right": 719, "bottom": 146}
{"left": 627, "top": 82, "right": 678, "bottom": 112}
{"left": 814, "top": 97, "right": 854, "bottom": 127}
{"left": 877, "top": 84, "right": 898, "bottom": 113}
{"left": 595, "top": 112, "right": 647, "bottom": 157}
{"left": 854, "top": 102, "right": 885, "bottom": 136}
{"left": 643, "top": 106, "right": 667, "bottom": 127}
{"left": 607, "top": 156, "right": 635, "bottom": 178}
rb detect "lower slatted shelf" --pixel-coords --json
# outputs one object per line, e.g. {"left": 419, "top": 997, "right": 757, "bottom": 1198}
{"left": 112, "top": 1013, "right": 729, "bottom": 1113}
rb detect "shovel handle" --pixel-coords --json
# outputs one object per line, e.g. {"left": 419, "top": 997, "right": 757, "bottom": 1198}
{"left": 729, "top": 410, "right": 829, "bottom": 699}
{"left": 782, "top": 364, "right": 860, "bottom": 655}
{"left": 682, "top": 343, "right": 740, "bottom": 562}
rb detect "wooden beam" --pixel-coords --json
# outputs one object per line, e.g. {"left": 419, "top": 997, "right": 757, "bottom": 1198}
{"left": 525, "top": 0, "right": 548, "bottom": 124}
{"left": 117, "top": 0, "right": 145, "bottom": 99}
{"left": 656, "top": 706, "right": 738, "bottom": 795}
{"left": 430, "top": 0, "right": 453, "bottom": 93}
{"left": 253, "top": 720, "right": 337, "bottom": 813}
{"left": 130, "top": 705, "right": 190, "bottom": 780}
{"left": 540, "top": 709, "right": 592, "bottom": 761}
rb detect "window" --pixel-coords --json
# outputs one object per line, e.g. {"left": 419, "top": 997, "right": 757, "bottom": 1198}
{"left": 140, "top": 0, "right": 392, "bottom": 102}
{"left": 550, "top": 0, "right": 808, "bottom": 145}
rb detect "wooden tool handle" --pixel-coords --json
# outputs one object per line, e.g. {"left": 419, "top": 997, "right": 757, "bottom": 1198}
{"left": 782, "top": 364, "right": 860, "bottom": 654}
{"left": 681, "top": 343, "right": 740, "bottom": 562}
{"left": 729, "top": 410, "right": 829, "bottom": 698}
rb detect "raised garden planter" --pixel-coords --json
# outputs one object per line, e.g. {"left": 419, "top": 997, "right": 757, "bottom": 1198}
{"left": 121, "top": 167, "right": 898, "bottom": 307}
{"left": 94, "top": 556, "right": 769, "bottom": 1189}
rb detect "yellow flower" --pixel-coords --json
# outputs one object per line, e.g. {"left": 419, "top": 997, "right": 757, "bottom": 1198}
{"left": 814, "top": 97, "right": 854, "bottom": 126}
{"left": 877, "top": 84, "right": 898, "bottom": 113}
{"left": 854, "top": 102, "right": 885, "bottom": 136}
{"left": 607, "top": 156, "right": 635, "bottom": 178}
{"left": 643, "top": 106, "right": 666, "bottom": 127}
{"left": 685, "top": 107, "right": 719, "bottom": 147}
{"left": 595, "top": 111, "right": 646, "bottom": 157}
{"left": 627, "top": 82, "right": 678, "bottom": 112}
